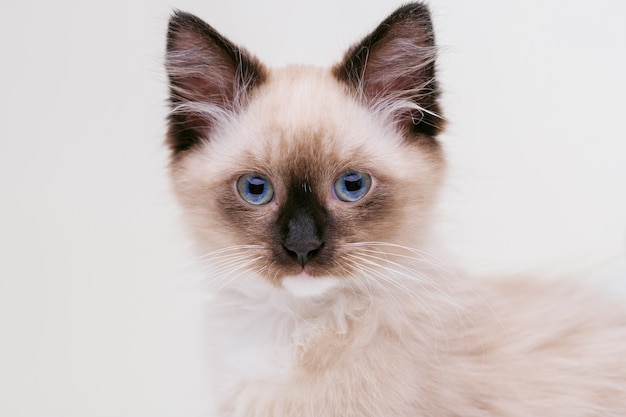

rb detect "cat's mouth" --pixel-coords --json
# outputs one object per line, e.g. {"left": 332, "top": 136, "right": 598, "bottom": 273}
{"left": 281, "top": 272, "right": 341, "bottom": 298}
{"left": 268, "top": 259, "right": 337, "bottom": 282}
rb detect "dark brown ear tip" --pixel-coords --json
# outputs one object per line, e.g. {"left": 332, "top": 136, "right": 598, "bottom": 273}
{"left": 169, "top": 10, "right": 204, "bottom": 29}
{"left": 394, "top": 3, "right": 431, "bottom": 14}
{"left": 167, "top": 10, "right": 218, "bottom": 49}
{"left": 384, "top": 3, "right": 435, "bottom": 39}
{"left": 402, "top": 2, "right": 433, "bottom": 17}
{"left": 168, "top": 10, "right": 195, "bottom": 34}
{"left": 167, "top": 10, "right": 195, "bottom": 49}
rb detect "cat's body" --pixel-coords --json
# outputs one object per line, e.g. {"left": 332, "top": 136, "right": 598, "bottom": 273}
{"left": 165, "top": 4, "right": 626, "bottom": 416}
{"left": 208, "top": 274, "right": 626, "bottom": 416}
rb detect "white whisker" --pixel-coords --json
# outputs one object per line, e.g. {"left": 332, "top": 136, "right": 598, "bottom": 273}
{"left": 183, "top": 244, "right": 267, "bottom": 292}
{"left": 345, "top": 241, "right": 454, "bottom": 277}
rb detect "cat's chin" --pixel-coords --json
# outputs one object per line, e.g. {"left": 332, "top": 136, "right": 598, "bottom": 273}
{"left": 281, "top": 273, "right": 341, "bottom": 298}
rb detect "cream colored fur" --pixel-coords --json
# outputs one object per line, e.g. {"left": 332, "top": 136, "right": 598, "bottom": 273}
{"left": 170, "top": 66, "right": 626, "bottom": 416}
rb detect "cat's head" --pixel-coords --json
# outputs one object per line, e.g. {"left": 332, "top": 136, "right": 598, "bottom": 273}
{"left": 165, "top": 3, "right": 445, "bottom": 298}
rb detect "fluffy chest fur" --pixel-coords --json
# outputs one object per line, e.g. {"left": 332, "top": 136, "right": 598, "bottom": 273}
{"left": 207, "top": 276, "right": 626, "bottom": 417}
{"left": 205, "top": 274, "right": 445, "bottom": 417}
{"left": 206, "top": 277, "right": 350, "bottom": 391}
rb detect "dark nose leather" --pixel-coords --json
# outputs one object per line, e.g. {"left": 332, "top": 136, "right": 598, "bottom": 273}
{"left": 281, "top": 210, "right": 324, "bottom": 266}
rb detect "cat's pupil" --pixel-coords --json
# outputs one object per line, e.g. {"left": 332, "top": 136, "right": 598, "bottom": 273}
{"left": 248, "top": 177, "right": 265, "bottom": 195}
{"left": 344, "top": 173, "right": 363, "bottom": 192}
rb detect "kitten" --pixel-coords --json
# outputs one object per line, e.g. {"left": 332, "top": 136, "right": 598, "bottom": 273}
{"left": 165, "top": 3, "right": 626, "bottom": 416}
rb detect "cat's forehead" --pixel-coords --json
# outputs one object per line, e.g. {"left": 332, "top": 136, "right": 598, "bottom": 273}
{"left": 257, "top": 66, "right": 357, "bottom": 123}
{"left": 253, "top": 66, "right": 370, "bottom": 147}
{"left": 218, "top": 66, "right": 409, "bottom": 172}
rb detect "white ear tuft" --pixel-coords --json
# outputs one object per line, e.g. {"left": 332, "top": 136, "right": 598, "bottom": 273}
{"left": 165, "top": 11, "right": 267, "bottom": 155}
{"left": 333, "top": 3, "right": 444, "bottom": 140}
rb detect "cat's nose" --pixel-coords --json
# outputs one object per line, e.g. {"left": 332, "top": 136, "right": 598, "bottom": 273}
{"left": 281, "top": 210, "right": 325, "bottom": 266}
{"left": 282, "top": 237, "right": 324, "bottom": 267}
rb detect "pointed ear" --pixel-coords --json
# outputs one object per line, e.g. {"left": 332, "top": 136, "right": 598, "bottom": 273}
{"left": 165, "top": 11, "right": 267, "bottom": 156}
{"left": 333, "top": 3, "right": 443, "bottom": 140}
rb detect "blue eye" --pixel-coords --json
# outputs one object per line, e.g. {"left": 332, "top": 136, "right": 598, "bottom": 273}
{"left": 236, "top": 174, "right": 274, "bottom": 205}
{"left": 333, "top": 171, "right": 372, "bottom": 202}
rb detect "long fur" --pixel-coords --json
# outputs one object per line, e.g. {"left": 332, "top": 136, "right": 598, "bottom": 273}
{"left": 165, "top": 4, "right": 626, "bottom": 416}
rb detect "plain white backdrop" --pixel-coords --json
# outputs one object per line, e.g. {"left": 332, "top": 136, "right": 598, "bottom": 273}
{"left": 1, "top": 1, "right": 625, "bottom": 416}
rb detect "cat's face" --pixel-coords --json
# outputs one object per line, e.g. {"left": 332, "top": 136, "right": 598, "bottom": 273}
{"left": 166, "top": 4, "right": 445, "bottom": 296}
